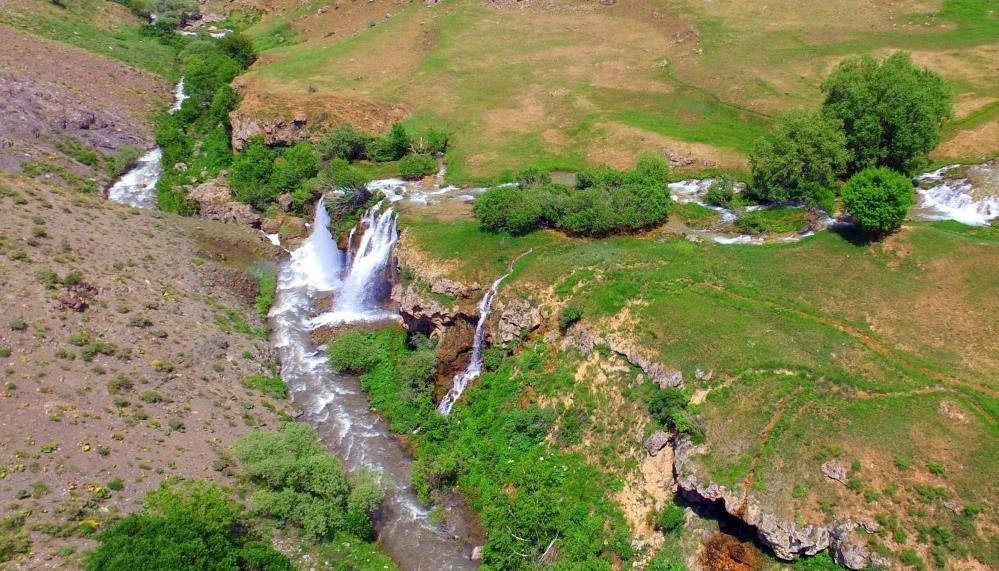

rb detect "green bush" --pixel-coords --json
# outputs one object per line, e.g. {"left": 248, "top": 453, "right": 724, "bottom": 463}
{"left": 703, "top": 177, "right": 739, "bottom": 208}
{"left": 475, "top": 159, "right": 673, "bottom": 237}
{"left": 647, "top": 387, "right": 690, "bottom": 429}
{"left": 653, "top": 503, "right": 685, "bottom": 535}
{"left": 399, "top": 154, "right": 438, "bottom": 180}
{"left": 234, "top": 423, "right": 383, "bottom": 541}
{"left": 240, "top": 375, "right": 288, "bottom": 399}
{"left": 840, "top": 167, "right": 914, "bottom": 235}
{"left": 558, "top": 305, "right": 582, "bottom": 330}
{"left": 366, "top": 123, "right": 411, "bottom": 162}
{"left": 327, "top": 331, "right": 384, "bottom": 373}
{"left": 316, "top": 124, "right": 371, "bottom": 161}
{"left": 748, "top": 110, "right": 847, "bottom": 203}
{"left": 84, "top": 482, "right": 293, "bottom": 571}
{"left": 822, "top": 51, "right": 952, "bottom": 175}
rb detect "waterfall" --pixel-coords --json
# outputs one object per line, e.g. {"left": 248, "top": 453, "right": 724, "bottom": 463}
{"left": 310, "top": 202, "right": 399, "bottom": 327}
{"left": 270, "top": 198, "right": 476, "bottom": 568}
{"left": 107, "top": 78, "right": 187, "bottom": 209}
{"left": 438, "top": 250, "right": 532, "bottom": 416}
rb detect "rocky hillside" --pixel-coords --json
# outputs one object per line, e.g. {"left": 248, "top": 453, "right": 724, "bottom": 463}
{"left": 0, "top": 168, "right": 291, "bottom": 568}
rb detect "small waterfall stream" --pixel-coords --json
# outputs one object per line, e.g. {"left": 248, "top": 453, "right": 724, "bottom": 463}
{"left": 107, "top": 78, "right": 187, "bottom": 209}
{"left": 271, "top": 198, "right": 477, "bottom": 569}
{"left": 437, "top": 250, "right": 532, "bottom": 416}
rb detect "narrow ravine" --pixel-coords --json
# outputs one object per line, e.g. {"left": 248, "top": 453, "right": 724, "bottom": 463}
{"left": 270, "top": 199, "right": 477, "bottom": 570}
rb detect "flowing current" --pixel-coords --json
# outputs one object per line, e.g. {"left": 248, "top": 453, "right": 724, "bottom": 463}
{"left": 270, "top": 199, "right": 477, "bottom": 569}
{"left": 437, "top": 250, "right": 531, "bottom": 416}
{"left": 107, "top": 78, "right": 187, "bottom": 209}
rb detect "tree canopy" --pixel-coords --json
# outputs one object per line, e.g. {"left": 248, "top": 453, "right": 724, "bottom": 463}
{"left": 748, "top": 110, "right": 848, "bottom": 205}
{"left": 822, "top": 52, "right": 952, "bottom": 175}
{"left": 841, "top": 167, "right": 915, "bottom": 234}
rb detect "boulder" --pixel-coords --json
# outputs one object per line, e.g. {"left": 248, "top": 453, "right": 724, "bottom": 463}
{"left": 821, "top": 460, "right": 849, "bottom": 486}
{"left": 644, "top": 430, "right": 669, "bottom": 456}
{"left": 189, "top": 179, "right": 262, "bottom": 228}
{"left": 229, "top": 111, "right": 311, "bottom": 150}
{"left": 493, "top": 297, "right": 543, "bottom": 344}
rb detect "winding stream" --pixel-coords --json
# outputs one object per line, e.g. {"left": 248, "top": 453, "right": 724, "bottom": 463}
{"left": 270, "top": 199, "right": 477, "bottom": 569}
{"left": 106, "top": 78, "right": 187, "bottom": 209}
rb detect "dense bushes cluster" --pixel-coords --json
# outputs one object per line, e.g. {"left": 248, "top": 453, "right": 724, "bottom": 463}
{"left": 85, "top": 482, "right": 293, "bottom": 570}
{"left": 233, "top": 423, "right": 384, "bottom": 541}
{"left": 227, "top": 122, "right": 446, "bottom": 214}
{"left": 154, "top": 33, "right": 257, "bottom": 213}
{"left": 748, "top": 51, "right": 952, "bottom": 234}
{"left": 327, "top": 328, "right": 632, "bottom": 568}
{"left": 473, "top": 155, "right": 673, "bottom": 236}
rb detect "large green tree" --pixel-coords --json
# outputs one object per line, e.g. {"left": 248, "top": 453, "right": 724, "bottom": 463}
{"left": 841, "top": 167, "right": 915, "bottom": 235}
{"left": 748, "top": 110, "right": 848, "bottom": 204}
{"left": 822, "top": 52, "right": 952, "bottom": 175}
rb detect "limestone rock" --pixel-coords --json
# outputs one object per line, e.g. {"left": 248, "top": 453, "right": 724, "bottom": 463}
{"left": 493, "top": 297, "right": 543, "bottom": 344}
{"left": 188, "top": 179, "right": 262, "bottom": 228}
{"left": 830, "top": 522, "right": 891, "bottom": 570}
{"left": 607, "top": 336, "right": 682, "bottom": 388}
{"left": 229, "top": 111, "right": 311, "bottom": 150}
{"left": 644, "top": 430, "right": 669, "bottom": 456}
{"left": 821, "top": 460, "right": 849, "bottom": 486}
{"left": 470, "top": 546, "right": 483, "bottom": 561}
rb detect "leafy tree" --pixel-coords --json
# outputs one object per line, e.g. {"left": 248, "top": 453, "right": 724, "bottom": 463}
{"left": 748, "top": 110, "right": 848, "bottom": 204}
{"left": 85, "top": 482, "right": 293, "bottom": 571}
{"left": 216, "top": 33, "right": 257, "bottom": 69}
{"left": 840, "top": 167, "right": 914, "bottom": 235}
{"left": 647, "top": 387, "right": 689, "bottom": 429}
{"left": 398, "top": 153, "right": 438, "bottom": 180}
{"left": 230, "top": 136, "right": 275, "bottom": 209}
{"left": 268, "top": 140, "right": 319, "bottom": 196}
{"left": 366, "top": 123, "right": 411, "bottom": 162}
{"left": 822, "top": 51, "right": 952, "bottom": 174}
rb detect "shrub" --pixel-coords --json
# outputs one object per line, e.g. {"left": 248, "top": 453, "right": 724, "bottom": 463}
{"left": 822, "top": 51, "right": 952, "bottom": 174}
{"left": 229, "top": 136, "right": 275, "bottom": 209}
{"left": 399, "top": 153, "right": 438, "bottom": 180}
{"left": 366, "top": 123, "right": 410, "bottom": 162}
{"left": 316, "top": 124, "right": 370, "bottom": 161}
{"left": 240, "top": 375, "right": 288, "bottom": 399}
{"left": 107, "top": 478, "right": 124, "bottom": 491}
{"left": 840, "top": 167, "right": 914, "bottom": 235}
{"left": 107, "top": 376, "right": 134, "bottom": 395}
{"left": 515, "top": 167, "right": 552, "bottom": 188}
{"left": 704, "top": 178, "right": 738, "bottom": 208}
{"left": 167, "top": 419, "right": 186, "bottom": 432}
{"left": 9, "top": 319, "right": 27, "bottom": 332}
{"left": 475, "top": 163, "right": 673, "bottom": 237}
{"left": 84, "top": 482, "right": 293, "bottom": 571}
{"left": 647, "top": 387, "right": 690, "bottom": 429}
{"left": 140, "top": 390, "right": 167, "bottom": 403}
{"left": 104, "top": 145, "right": 144, "bottom": 178}
{"left": 558, "top": 305, "right": 582, "bottom": 330}
{"left": 327, "top": 332, "right": 383, "bottom": 373}
{"left": 748, "top": 110, "right": 847, "bottom": 203}
{"left": 653, "top": 503, "right": 685, "bottom": 535}
{"left": 234, "top": 423, "right": 384, "bottom": 541}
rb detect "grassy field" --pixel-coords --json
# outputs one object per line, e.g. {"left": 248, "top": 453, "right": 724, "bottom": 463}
{"left": 0, "top": 0, "right": 178, "bottom": 78}
{"left": 400, "top": 211, "right": 998, "bottom": 568}
{"left": 240, "top": 0, "right": 999, "bottom": 183}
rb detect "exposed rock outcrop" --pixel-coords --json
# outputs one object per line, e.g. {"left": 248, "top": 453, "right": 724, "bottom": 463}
{"left": 829, "top": 521, "right": 892, "bottom": 570}
{"left": 392, "top": 282, "right": 477, "bottom": 372}
{"left": 674, "top": 436, "right": 833, "bottom": 560}
{"left": 492, "top": 297, "right": 544, "bottom": 345}
{"left": 188, "top": 179, "right": 261, "bottom": 227}
{"left": 229, "top": 112, "right": 311, "bottom": 150}
{"left": 643, "top": 431, "right": 669, "bottom": 457}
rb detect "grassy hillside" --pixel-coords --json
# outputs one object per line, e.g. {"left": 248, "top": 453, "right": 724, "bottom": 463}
{"left": 398, "top": 210, "right": 998, "bottom": 568}
{"left": 0, "top": 0, "right": 178, "bottom": 78}
{"left": 239, "top": 0, "right": 999, "bottom": 183}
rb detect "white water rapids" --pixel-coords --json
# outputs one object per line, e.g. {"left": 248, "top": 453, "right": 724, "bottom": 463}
{"left": 915, "top": 163, "right": 999, "bottom": 226}
{"left": 107, "top": 78, "right": 187, "bottom": 209}
{"left": 270, "top": 198, "right": 477, "bottom": 568}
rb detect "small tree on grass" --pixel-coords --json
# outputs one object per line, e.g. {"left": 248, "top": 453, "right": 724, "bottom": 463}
{"left": 841, "top": 167, "right": 914, "bottom": 236}
{"left": 748, "top": 110, "right": 848, "bottom": 204}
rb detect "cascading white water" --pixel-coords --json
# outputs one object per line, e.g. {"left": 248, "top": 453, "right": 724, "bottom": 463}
{"left": 310, "top": 202, "right": 399, "bottom": 327}
{"left": 437, "top": 250, "right": 532, "bottom": 416}
{"left": 915, "top": 164, "right": 999, "bottom": 226}
{"left": 107, "top": 78, "right": 187, "bottom": 209}
{"left": 270, "top": 198, "right": 476, "bottom": 569}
